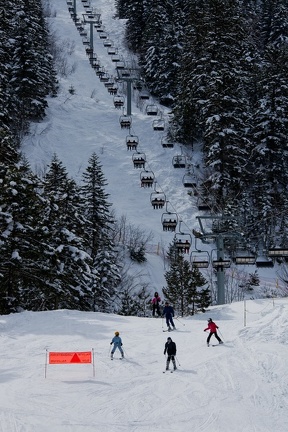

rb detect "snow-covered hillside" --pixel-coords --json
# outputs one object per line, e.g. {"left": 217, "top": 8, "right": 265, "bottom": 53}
{"left": 21, "top": 0, "right": 284, "bottom": 295}
{"left": 1, "top": 299, "right": 288, "bottom": 431}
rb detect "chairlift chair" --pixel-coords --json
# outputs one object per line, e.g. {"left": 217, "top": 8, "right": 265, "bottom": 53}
{"left": 190, "top": 251, "right": 210, "bottom": 268}
{"left": 113, "top": 95, "right": 125, "bottom": 109}
{"left": 145, "top": 104, "right": 158, "bottom": 116}
{"left": 212, "top": 257, "right": 231, "bottom": 269}
{"left": 174, "top": 231, "right": 192, "bottom": 254}
{"left": 133, "top": 80, "right": 143, "bottom": 91}
{"left": 132, "top": 152, "right": 146, "bottom": 169}
{"left": 86, "top": 47, "right": 93, "bottom": 56}
{"left": 183, "top": 173, "right": 197, "bottom": 188}
{"left": 99, "top": 33, "right": 108, "bottom": 39}
{"left": 119, "top": 115, "right": 132, "bottom": 129}
{"left": 172, "top": 155, "right": 186, "bottom": 169}
{"left": 152, "top": 119, "right": 165, "bottom": 131}
{"left": 115, "top": 61, "right": 125, "bottom": 70}
{"left": 197, "top": 198, "right": 211, "bottom": 212}
{"left": 108, "top": 47, "right": 117, "bottom": 55}
{"left": 111, "top": 53, "right": 120, "bottom": 62}
{"left": 161, "top": 137, "right": 174, "bottom": 148}
{"left": 150, "top": 191, "right": 166, "bottom": 209}
{"left": 126, "top": 135, "right": 139, "bottom": 151}
{"left": 108, "top": 85, "right": 118, "bottom": 95}
{"left": 234, "top": 255, "right": 256, "bottom": 265}
{"left": 121, "top": 69, "right": 131, "bottom": 78}
{"left": 82, "top": 38, "right": 90, "bottom": 46}
{"left": 255, "top": 258, "right": 274, "bottom": 268}
{"left": 99, "top": 73, "right": 110, "bottom": 82}
{"left": 103, "top": 39, "right": 112, "bottom": 47}
{"left": 103, "top": 76, "right": 115, "bottom": 87}
{"left": 161, "top": 212, "right": 178, "bottom": 232}
{"left": 140, "top": 170, "right": 155, "bottom": 188}
{"left": 139, "top": 90, "right": 150, "bottom": 100}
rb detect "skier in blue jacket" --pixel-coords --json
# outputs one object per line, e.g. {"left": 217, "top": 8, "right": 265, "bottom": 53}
{"left": 162, "top": 301, "right": 176, "bottom": 331}
{"left": 110, "top": 331, "right": 124, "bottom": 359}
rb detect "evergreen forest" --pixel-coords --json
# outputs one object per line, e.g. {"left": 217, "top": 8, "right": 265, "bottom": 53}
{"left": 119, "top": 0, "right": 288, "bottom": 253}
{"left": 1, "top": 0, "right": 288, "bottom": 314}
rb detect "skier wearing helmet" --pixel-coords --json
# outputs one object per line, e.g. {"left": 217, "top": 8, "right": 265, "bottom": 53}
{"left": 204, "top": 318, "right": 223, "bottom": 346}
{"left": 110, "top": 331, "right": 124, "bottom": 359}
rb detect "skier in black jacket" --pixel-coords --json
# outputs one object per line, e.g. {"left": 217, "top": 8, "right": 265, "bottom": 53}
{"left": 164, "top": 337, "right": 177, "bottom": 370}
{"left": 162, "top": 301, "right": 176, "bottom": 331}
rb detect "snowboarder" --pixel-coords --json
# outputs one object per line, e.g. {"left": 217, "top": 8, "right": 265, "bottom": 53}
{"left": 152, "top": 291, "right": 161, "bottom": 317}
{"left": 164, "top": 337, "right": 177, "bottom": 370}
{"left": 204, "top": 318, "right": 223, "bottom": 346}
{"left": 110, "top": 331, "right": 124, "bottom": 359}
{"left": 162, "top": 301, "right": 175, "bottom": 331}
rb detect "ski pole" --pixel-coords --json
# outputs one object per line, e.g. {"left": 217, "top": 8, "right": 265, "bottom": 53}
{"left": 175, "top": 317, "right": 185, "bottom": 326}
{"left": 218, "top": 329, "right": 224, "bottom": 341}
{"left": 175, "top": 356, "right": 181, "bottom": 366}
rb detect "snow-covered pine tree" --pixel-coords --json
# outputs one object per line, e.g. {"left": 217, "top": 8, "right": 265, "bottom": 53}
{"left": 8, "top": 0, "right": 57, "bottom": 137}
{"left": 125, "top": 0, "right": 145, "bottom": 54}
{"left": 115, "top": 0, "right": 131, "bottom": 18}
{"left": 0, "top": 127, "right": 19, "bottom": 167}
{"left": 249, "top": 0, "right": 288, "bottom": 246}
{"left": 80, "top": 153, "right": 121, "bottom": 312}
{"left": 163, "top": 251, "right": 208, "bottom": 316}
{"left": 141, "top": 0, "right": 168, "bottom": 93}
{"left": 0, "top": 158, "right": 45, "bottom": 313}
{"left": 41, "top": 154, "right": 93, "bottom": 311}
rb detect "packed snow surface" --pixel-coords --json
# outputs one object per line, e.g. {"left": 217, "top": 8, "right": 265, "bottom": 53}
{"left": 7, "top": 0, "right": 287, "bottom": 430}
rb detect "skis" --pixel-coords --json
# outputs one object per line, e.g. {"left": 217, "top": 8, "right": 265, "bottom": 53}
{"left": 163, "top": 370, "right": 174, "bottom": 373}
{"left": 207, "top": 343, "right": 224, "bottom": 347}
{"left": 163, "top": 328, "right": 176, "bottom": 332}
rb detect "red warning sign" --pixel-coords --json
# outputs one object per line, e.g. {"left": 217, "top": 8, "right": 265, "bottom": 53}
{"left": 49, "top": 351, "right": 92, "bottom": 364}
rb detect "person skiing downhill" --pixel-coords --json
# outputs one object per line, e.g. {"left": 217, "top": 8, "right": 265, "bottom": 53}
{"left": 204, "top": 318, "right": 223, "bottom": 346}
{"left": 164, "top": 337, "right": 177, "bottom": 370}
{"left": 152, "top": 291, "right": 161, "bottom": 317}
{"left": 162, "top": 301, "right": 175, "bottom": 331}
{"left": 110, "top": 331, "right": 124, "bottom": 359}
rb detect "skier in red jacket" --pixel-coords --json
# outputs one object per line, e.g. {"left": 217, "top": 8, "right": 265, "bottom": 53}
{"left": 204, "top": 318, "right": 223, "bottom": 346}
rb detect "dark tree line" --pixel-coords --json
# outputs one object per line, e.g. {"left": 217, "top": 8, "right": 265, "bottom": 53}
{"left": 118, "top": 0, "right": 288, "bottom": 254}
